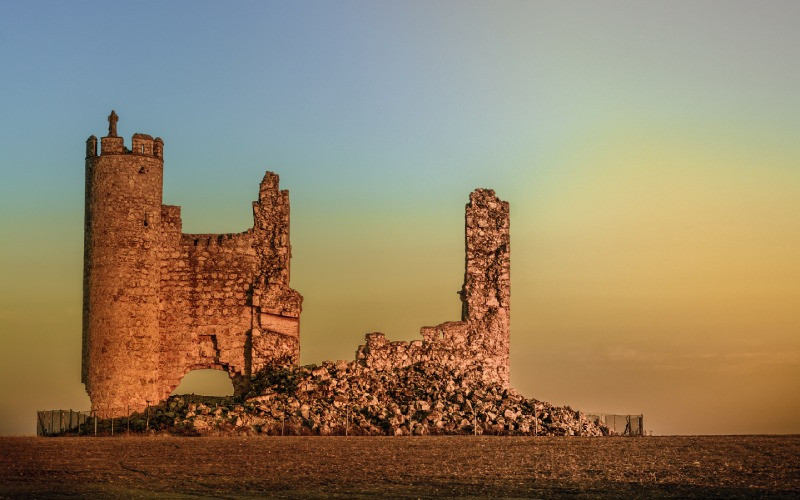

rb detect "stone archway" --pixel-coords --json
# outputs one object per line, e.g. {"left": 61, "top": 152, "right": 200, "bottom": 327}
{"left": 170, "top": 367, "right": 235, "bottom": 397}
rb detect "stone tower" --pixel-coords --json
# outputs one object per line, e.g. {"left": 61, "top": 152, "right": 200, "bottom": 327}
{"left": 83, "top": 112, "right": 302, "bottom": 417}
{"left": 82, "top": 112, "right": 165, "bottom": 414}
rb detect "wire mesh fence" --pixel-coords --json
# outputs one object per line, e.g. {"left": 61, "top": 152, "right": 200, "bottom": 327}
{"left": 38, "top": 405, "right": 644, "bottom": 437}
{"left": 586, "top": 413, "right": 644, "bottom": 436}
{"left": 36, "top": 406, "right": 159, "bottom": 436}
{"left": 36, "top": 410, "right": 91, "bottom": 436}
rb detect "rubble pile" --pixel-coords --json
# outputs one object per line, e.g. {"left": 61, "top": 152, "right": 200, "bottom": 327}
{"left": 128, "top": 361, "right": 609, "bottom": 437}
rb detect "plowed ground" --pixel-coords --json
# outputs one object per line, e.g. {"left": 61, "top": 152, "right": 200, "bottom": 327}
{"left": 1, "top": 435, "right": 798, "bottom": 498}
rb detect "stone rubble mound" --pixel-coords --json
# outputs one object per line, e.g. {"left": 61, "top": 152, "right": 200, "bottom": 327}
{"left": 140, "top": 360, "right": 610, "bottom": 437}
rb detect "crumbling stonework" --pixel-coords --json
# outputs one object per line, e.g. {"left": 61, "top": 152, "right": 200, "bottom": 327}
{"left": 83, "top": 113, "right": 302, "bottom": 417}
{"left": 355, "top": 189, "right": 510, "bottom": 388}
{"left": 80, "top": 358, "right": 609, "bottom": 437}
{"left": 156, "top": 361, "right": 606, "bottom": 437}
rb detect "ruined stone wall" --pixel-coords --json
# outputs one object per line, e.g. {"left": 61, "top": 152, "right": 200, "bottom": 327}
{"left": 157, "top": 226, "right": 259, "bottom": 400}
{"left": 83, "top": 115, "right": 302, "bottom": 417}
{"left": 462, "top": 188, "right": 511, "bottom": 384}
{"left": 250, "top": 174, "right": 302, "bottom": 375}
{"left": 154, "top": 175, "right": 302, "bottom": 401}
{"left": 355, "top": 189, "right": 510, "bottom": 388}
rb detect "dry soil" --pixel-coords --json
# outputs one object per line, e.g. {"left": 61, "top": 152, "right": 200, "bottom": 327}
{"left": 1, "top": 435, "right": 798, "bottom": 498}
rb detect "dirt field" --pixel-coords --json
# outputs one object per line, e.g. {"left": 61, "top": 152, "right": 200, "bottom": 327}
{"left": 1, "top": 435, "right": 798, "bottom": 498}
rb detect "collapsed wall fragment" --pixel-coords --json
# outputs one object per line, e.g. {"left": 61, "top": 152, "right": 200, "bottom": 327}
{"left": 356, "top": 188, "right": 510, "bottom": 388}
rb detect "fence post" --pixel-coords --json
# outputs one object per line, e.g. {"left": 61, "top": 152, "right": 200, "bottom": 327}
{"left": 345, "top": 407, "right": 349, "bottom": 437}
{"left": 281, "top": 403, "right": 285, "bottom": 436}
{"left": 111, "top": 412, "right": 114, "bottom": 437}
{"left": 127, "top": 406, "right": 130, "bottom": 434}
{"left": 36, "top": 411, "right": 44, "bottom": 436}
{"left": 93, "top": 409, "right": 97, "bottom": 436}
{"left": 145, "top": 401, "right": 150, "bottom": 432}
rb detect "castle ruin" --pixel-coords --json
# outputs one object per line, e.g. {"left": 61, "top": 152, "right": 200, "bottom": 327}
{"left": 82, "top": 113, "right": 509, "bottom": 417}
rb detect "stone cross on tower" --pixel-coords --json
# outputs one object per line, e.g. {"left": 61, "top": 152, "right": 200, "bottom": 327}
{"left": 107, "top": 110, "right": 118, "bottom": 137}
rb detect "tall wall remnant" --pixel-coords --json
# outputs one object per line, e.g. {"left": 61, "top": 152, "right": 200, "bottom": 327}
{"left": 82, "top": 112, "right": 510, "bottom": 417}
{"left": 83, "top": 112, "right": 302, "bottom": 416}
{"left": 355, "top": 188, "right": 510, "bottom": 387}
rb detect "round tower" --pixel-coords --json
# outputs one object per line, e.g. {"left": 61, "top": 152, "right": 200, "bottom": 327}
{"left": 82, "top": 111, "right": 164, "bottom": 417}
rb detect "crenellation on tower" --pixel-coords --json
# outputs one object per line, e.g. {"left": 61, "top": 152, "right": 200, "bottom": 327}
{"left": 100, "top": 135, "right": 125, "bottom": 155}
{"left": 86, "top": 136, "right": 97, "bottom": 158}
{"left": 153, "top": 137, "right": 164, "bottom": 159}
{"left": 132, "top": 133, "right": 156, "bottom": 156}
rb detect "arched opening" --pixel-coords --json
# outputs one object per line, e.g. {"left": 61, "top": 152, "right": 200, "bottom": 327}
{"left": 170, "top": 368, "right": 235, "bottom": 397}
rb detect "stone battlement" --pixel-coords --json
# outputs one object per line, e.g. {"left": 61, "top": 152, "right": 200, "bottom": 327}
{"left": 85, "top": 133, "right": 164, "bottom": 158}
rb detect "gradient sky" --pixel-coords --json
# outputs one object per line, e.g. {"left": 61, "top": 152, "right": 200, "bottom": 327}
{"left": 1, "top": 1, "right": 798, "bottom": 435}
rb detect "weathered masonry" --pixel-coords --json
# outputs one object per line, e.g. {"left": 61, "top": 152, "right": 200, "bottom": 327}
{"left": 82, "top": 112, "right": 509, "bottom": 417}
{"left": 83, "top": 112, "right": 302, "bottom": 416}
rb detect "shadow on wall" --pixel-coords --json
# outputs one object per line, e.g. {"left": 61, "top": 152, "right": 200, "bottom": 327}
{"left": 170, "top": 369, "right": 235, "bottom": 397}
